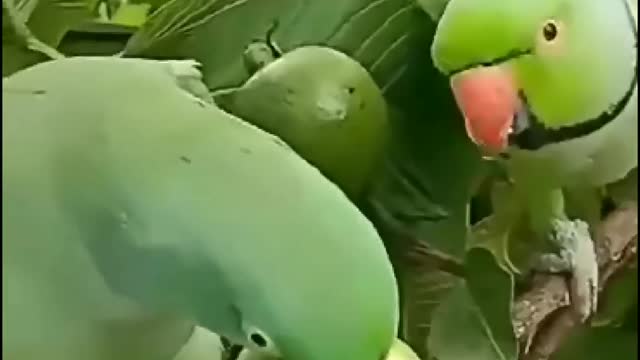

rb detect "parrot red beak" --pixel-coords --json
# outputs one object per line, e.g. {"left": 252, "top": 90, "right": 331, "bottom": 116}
{"left": 450, "top": 65, "right": 521, "bottom": 155}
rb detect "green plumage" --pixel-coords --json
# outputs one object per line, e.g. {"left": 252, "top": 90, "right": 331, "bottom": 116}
{"left": 214, "top": 46, "right": 389, "bottom": 200}
{"left": 431, "top": 0, "right": 637, "bottom": 320}
{"left": 3, "top": 57, "right": 398, "bottom": 359}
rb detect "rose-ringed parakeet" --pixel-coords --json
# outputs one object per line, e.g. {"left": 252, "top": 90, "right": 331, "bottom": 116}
{"left": 3, "top": 56, "right": 399, "bottom": 359}
{"left": 431, "top": 0, "right": 637, "bottom": 321}
{"left": 214, "top": 42, "right": 389, "bottom": 202}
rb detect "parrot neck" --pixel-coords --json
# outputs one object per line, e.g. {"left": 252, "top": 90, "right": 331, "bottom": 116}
{"left": 509, "top": 0, "right": 638, "bottom": 151}
{"left": 509, "top": 65, "right": 637, "bottom": 150}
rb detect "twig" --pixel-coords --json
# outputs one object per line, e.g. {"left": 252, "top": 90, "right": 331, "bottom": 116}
{"left": 513, "top": 202, "right": 638, "bottom": 360}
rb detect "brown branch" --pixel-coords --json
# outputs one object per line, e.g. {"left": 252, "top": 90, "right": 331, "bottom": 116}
{"left": 513, "top": 201, "right": 638, "bottom": 360}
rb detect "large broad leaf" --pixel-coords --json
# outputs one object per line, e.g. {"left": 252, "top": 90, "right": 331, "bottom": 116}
{"left": 2, "top": 0, "right": 49, "bottom": 75}
{"left": 123, "top": 0, "right": 448, "bottom": 91}
{"left": 552, "top": 326, "right": 638, "bottom": 360}
{"left": 428, "top": 248, "right": 518, "bottom": 360}
{"left": 121, "top": 0, "right": 482, "bottom": 356}
{"left": 121, "top": 0, "right": 480, "bottom": 255}
{"left": 2, "top": 0, "right": 99, "bottom": 75}
{"left": 415, "top": 0, "right": 448, "bottom": 20}
{"left": 120, "top": 0, "right": 173, "bottom": 15}
{"left": 592, "top": 265, "right": 638, "bottom": 327}
{"left": 24, "top": 0, "right": 100, "bottom": 47}
{"left": 2, "top": 0, "right": 100, "bottom": 49}
{"left": 365, "top": 13, "right": 482, "bottom": 356}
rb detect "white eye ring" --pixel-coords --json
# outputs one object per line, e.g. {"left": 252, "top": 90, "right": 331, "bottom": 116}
{"left": 243, "top": 325, "right": 281, "bottom": 357}
{"left": 541, "top": 20, "right": 559, "bottom": 42}
{"left": 536, "top": 19, "right": 565, "bottom": 56}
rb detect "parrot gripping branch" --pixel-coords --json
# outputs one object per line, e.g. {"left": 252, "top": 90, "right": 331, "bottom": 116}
{"left": 390, "top": 200, "right": 635, "bottom": 359}
{"left": 513, "top": 201, "right": 638, "bottom": 360}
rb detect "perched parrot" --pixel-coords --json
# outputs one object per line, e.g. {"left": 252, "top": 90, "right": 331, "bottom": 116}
{"left": 431, "top": 0, "right": 637, "bottom": 321}
{"left": 3, "top": 56, "right": 399, "bottom": 359}
{"left": 214, "top": 45, "right": 389, "bottom": 201}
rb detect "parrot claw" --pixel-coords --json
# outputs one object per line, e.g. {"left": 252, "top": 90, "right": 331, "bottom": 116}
{"left": 534, "top": 219, "right": 599, "bottom": 322}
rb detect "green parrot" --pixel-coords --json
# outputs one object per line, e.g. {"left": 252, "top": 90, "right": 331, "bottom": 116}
{"left": 214, "top": 45, "right": 389, "bottom": 201}
{"left": 173, "top": 326, "right": 226, "bottom": 360}
{"left": 3, "top": 56, "right": 399, "bottom": 359}
{"left": 237, "top": 337, "right": 421, "bottom": 360}
{"left": 431, "top": 0, "right": 637, "bottom": 322}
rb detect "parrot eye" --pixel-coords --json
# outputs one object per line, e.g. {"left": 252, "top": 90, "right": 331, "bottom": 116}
{"left": 243, "top": 325, "right": 281, "bottom": 356}
{"left": 249, "top": 332, "right": 267, "bottom": 347}
{"left": 541, "top": 20, "right": 559, "bottom": 42}
{"left": 536, "top": 19, "right": 565, "bottom": 56}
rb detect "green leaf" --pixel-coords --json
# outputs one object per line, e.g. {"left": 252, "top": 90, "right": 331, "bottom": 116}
{"left": 365, "top": 15, "right": 481, "bottom": 258}
{"left": 23, "top": 0, "right": 101, "bottom": 47}
{"left": 607, "top": 167, "right": 638, "bottom": 204}
{"left": 2, "top": 0, "right": 55, "bottom": 75}
{"left": 120, "top": 2, "right": 481, "bottom": 356}
{"left": 428, "top": 248, "right": 517, "bottom": 360}
{"left": 126, "top": 0, "right": 173, "bottom": 13}
{"left": 122, "top": 0, "right": 453, "bottom": 91}
{"left": 465, "top": 248, "right": 518, "bottom": 355}
{"left": 401, "top": 268, "right": 461, "bottom": 359}
{"left": 109, "top": 2, "right": 152, "bottom": 26}
{"left": 123, "top": 0, "right": 416, "bottom": 89}
{"left": 2, "top": 0, "right": 99, "bottom": 75}
{"left": 593, "top": 265, "right": 638, "bottom": 327}
{"left": 415, "top": 0, "right": 449, "bottom": 21}
{"left": 552, "top": 325, "right": 638, "bottom": 360}
{"left": 121, "top": 0, "right": 481, "bottom": 251}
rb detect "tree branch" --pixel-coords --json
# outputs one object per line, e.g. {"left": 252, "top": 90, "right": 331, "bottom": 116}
{"left": 513, "top": 201, "right": 638, "bottom": 360}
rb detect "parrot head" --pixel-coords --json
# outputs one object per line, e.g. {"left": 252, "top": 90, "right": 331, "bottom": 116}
{"left": 195, "top": 190, "right": 400, "bottom": 360}
{"left": 224, "top": 253, "right": 399, "bottom": 360}
{"left": 431, "top": 0, "right": 637, "bottom": 155}
{"left": 236, "top": 337, "right": 421, "bottom": 360}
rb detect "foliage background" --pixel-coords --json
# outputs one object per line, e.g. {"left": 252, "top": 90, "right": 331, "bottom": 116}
{"left": 3, "top": 0, "right": 637, "bottom": 359}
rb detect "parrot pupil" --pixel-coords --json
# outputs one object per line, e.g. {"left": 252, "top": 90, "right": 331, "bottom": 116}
{"left": 542, "top": 22, "right": 558, "bottom": 41}
{"left": 249, "top": 332, "right": 268, "bottom": 347}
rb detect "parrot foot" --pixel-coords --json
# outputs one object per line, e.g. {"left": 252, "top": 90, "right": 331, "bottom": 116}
{"left": 160, "top": 59, "right": 214, "bottom": 104}
{"left": 532, "top": 219, "right": 598, "bottom": 322}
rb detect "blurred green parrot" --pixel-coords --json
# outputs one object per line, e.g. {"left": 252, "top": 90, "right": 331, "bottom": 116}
{"left": 431, "top": 0, "right": 637, "bottom": 321}
{"left": 237, "top": 336, "right": 421, "bottom": 359}
{"left": 213, "top": 42, "right": 389, "bottom": 202}
{"left": 3, "top": 56, "right": 400, "bottom": 359}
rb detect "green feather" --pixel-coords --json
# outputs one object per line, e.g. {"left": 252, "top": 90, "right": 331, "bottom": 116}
{"left": 3, "top": 56, "right": 398, "bottom": 360}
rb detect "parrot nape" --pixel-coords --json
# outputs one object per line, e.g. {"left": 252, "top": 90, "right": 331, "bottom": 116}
{"left": 431, "top": 0, "right": 637, "bottom": 321}
{"left": 3, "top": 56, "right": 399, "bottom": 359}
